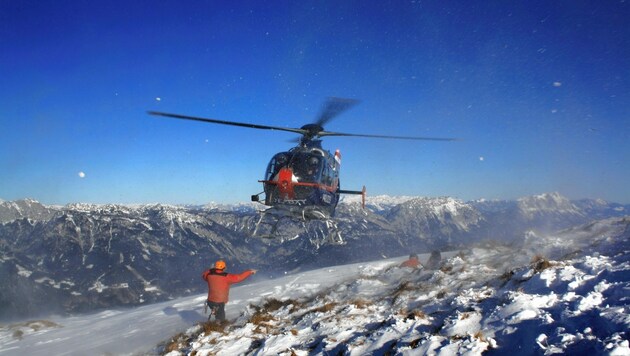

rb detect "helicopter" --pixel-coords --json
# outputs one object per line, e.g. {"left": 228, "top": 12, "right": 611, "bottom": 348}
{"left": 148, "top": 98, "right": 456, "bottom": 241}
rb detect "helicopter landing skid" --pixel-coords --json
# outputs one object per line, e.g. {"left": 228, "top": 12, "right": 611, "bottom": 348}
{"left": 307, "top": 218, "right": 344, "bottom": 246}
{"left": 251, "top": 208, "right": 344, "bottom": 245}
{"left": 251, "top": 209, "right": 299, "bottom": 241}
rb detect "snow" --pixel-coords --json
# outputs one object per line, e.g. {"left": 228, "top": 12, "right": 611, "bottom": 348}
{"left": 340, "top": 194, "right": 417, "bottom": 210}
{"left": 15, "top": 264, "right": 32, "bottom": 278}
{"left": 517, "top": 192, "right": 584, "bottom": 218}
{"left": 1, "top": 218, "right": 629, "bottom": 355}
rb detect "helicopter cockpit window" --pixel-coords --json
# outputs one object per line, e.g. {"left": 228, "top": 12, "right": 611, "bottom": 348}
{"left": 265, "top": 153, "right": 290, "bottom": 180}
{"left": 322, "top": 163, "right": 334, "bottom": 186}
{"left": 292, "top": 153, "right": 323, "bottom": 182}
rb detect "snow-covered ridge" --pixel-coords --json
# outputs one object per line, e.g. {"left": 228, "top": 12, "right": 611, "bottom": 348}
{"left": 200, "top": 201, "right": 262, "bottom": 213}
{"left": 3, "top": 217, "right": 628, "bottom": 355}
{"left": 0, "top": 198, "right": 57, "bottom": 223}
{"left": 160, "top": 217, "right": 630, "bottom": 355}
{"left": 399, "top": 196, "right": 469, "bottom": 216}
{"left": 385, "top": 196, "right": 484, "bottom": 237}
{"left": 517, "top": 192, "right": 583, "bottom": 218}
{"left": 1, "top": 192, "right": 626, "bottom": 220}
{"left": 64, "top": 202, "right": 180, "bottom": 212}
{"left": 341, "top": 194, "right": 417, "bottom": 211}
{"left": 2, "top": 192, "right": 628, "bottom": 321}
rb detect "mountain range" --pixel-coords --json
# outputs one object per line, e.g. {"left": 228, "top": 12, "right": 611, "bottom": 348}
{"left": 1, "top": 192, "right": 627, "bottom": 320}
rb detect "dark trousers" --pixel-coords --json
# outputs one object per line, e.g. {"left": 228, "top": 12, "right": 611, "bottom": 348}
{"left": 206, "top": 300, "right": 226, "bottom": 321}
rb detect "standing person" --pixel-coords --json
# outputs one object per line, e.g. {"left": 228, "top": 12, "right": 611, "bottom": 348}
{"left": 400, "top": 253, "right": 421, "bottom": 268}
{"left": 202, "top": 260, "right": 256, "bottom": 322}
{"left": 426, "top": 250, "right": 442, "bottom": 270}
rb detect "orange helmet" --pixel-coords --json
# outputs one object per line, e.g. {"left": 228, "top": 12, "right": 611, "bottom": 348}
{"left": 215, "top": 260, "right": 226, "bottom": 270}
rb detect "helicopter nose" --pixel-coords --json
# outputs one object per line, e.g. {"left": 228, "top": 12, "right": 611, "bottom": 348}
{"left": 277, "top": 168, "right": 295, "bottom": 199}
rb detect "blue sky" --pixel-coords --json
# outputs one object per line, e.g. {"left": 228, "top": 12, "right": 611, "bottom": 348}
{"left": 1, "top": 1, "right": 628, "bottom": 205}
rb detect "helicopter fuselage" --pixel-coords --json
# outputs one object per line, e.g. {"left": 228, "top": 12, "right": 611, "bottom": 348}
{"left": 258, "top": 145, "right": 342, "bottom": 219}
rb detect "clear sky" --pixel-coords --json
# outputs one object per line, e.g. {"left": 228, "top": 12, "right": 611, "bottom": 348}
{"left": 1, "top": 1, "right": 628, "bottom": 205}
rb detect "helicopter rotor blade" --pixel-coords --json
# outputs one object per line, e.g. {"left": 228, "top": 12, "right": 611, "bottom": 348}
{"left": 148, "top": 111, "right": 306, "bottom": 135}
{"left": 149, "top": 104, "right": 459, "bottom": 142}
{"left": 318, "top": 130, "right": 459, "bottom": 141}
{"left": 314, "top": 97, "right": 360, "bottom": 127}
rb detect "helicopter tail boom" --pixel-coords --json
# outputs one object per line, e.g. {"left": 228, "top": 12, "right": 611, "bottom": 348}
{"left": 338, "top": 185, "right": 367, "bottom": 209}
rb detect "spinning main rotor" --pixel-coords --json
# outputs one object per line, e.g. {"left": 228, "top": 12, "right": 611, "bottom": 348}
{"left": 148, "top": 97, "right": 457, "bottom": 145}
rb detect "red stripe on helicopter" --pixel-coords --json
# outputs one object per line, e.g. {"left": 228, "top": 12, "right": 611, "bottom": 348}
{"left": 262, "top": 167, "right": 339, "bottom": 195}
{"left": 260, "top": 180, "right": 338, "bottom": 193}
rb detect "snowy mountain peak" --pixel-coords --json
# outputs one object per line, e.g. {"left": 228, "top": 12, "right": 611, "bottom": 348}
{"left": 3, "top": 198, "right": 43, "bottom": 208}
{"left": 517, "top": 192, "right": 583, "bottom": 218}
{"left": 341, "top": 194, "right": 417, "bottom": 211}
{"left": 202, "top": 201, "right": 261, "bottom": 213}
{"left": 518, "top": 192, "right": 568, "bottom": 206}
{"left": 401, "top": 196, "right": 470, "bottom": 216}
{"left": 0, "top": 198, "right": 55, "bottom": 223}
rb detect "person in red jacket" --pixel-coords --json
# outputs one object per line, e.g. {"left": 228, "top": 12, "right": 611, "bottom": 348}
{"left": 400, "top": 253, "right": 421, "bottom": 268}
{"left": 202, "top": 260, "right": 256, "bottom": 321}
